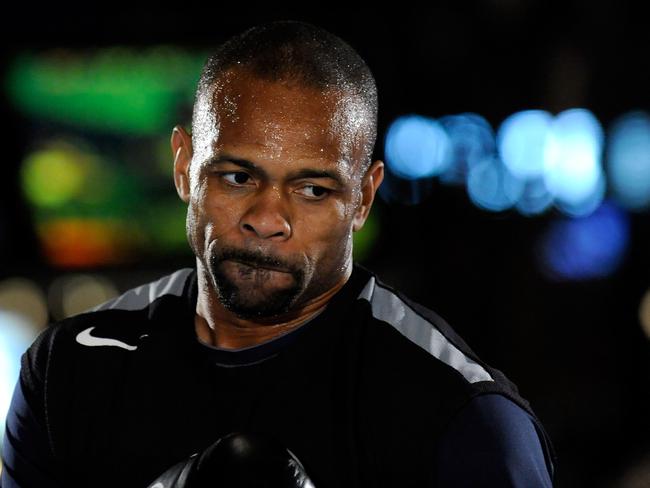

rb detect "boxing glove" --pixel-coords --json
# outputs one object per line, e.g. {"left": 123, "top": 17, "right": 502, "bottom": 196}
{"left": 146, "top": 432, "right": 316, "bottom": 488}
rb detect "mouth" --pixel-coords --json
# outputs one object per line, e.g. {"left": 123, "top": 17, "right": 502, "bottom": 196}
{"left": 228, "top": 259, "right": 291, "bottom": 274}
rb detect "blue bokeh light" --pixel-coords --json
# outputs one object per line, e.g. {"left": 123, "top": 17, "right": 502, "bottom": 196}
{"left": 607, "top": 111, "right": 650, "bottom": 211}
{"left": 380, "top": 108, "right": 650, "bottom": 219}
{"left": 515, "top": 178, "right": 555, "bottom": 216}
{"left": 384, "top": 115, "right": 452, "bottom": 180}
{"left": 439, "top": 113, "right": 496, "bottom": 185}
{"left": 543, "top": 109, "right": 605, "bottom": 215}
{"left": 498, "top": 110, "right": 553, "bottom": 179}
{"left": 538, "top": 201, "right": 630, "bottom": 280}
{"left": 467, "top": 156, "right": 524, "bottom": 212}
{"left": 554, "top": 172, "right": 606, "bottom": 217}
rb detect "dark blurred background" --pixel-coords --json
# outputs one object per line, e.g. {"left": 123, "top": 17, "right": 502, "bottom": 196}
{"left": 0, "top": 3, "right": 649, "bottom": 487}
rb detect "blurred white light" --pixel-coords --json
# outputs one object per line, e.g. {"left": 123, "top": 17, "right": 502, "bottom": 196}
{"left": 543, "top": 109, "right": 605, "bottom": 214}
{"left": 554, "top": 172, "right": 606, "bottom": 217}
{"left": 439, "top": 113, "right": 496, "bottom": 185}
{"left": 607, "top": 111, "right": 650, "bottom": 211}
{"left": 0, "top": 278, "right": 48, "bottom": 329}
{"left": 467, "top": 156, "right": 524, "bottom": 211}
{"left": 384, "top": 114, "right": 452, "bottom": 180}
{"left": 498, "top": 110, "right": 553, "bottom": 179}
{"left": 0, "top": 311, "right": 39, "bottom": 445}
{"left": 49, "top": 274, "right": 118, "bottom": 319}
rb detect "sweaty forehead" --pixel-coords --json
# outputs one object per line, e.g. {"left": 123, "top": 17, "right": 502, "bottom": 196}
{"left": 198, "top": 69, "right": 368, "bottom": 168}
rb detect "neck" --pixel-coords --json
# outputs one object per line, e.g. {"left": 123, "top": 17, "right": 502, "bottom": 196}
{"left": 194, "top": 260, "right": 351, "bottom": 349}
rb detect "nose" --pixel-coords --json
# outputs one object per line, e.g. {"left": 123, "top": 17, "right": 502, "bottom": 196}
{"left": 239, "top": 187, "right": 291, "bottom": 241}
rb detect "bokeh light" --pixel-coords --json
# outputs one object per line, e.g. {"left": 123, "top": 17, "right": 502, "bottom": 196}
{"left": 36, "top": 218, "right": 140, "bottom": 268}
{"left": 0, "top": 278, "right": 48, "bottom": 329}
{"left": 538, "top": 201, "right": 630, "bottom": 280}
{"left": 19, "top": 136, "right": 193, "bottom": 267}
{"left": 0, "top": 277, "right": 46, "bottom": 447}
{"left": 384, "top": 114, "right": 452, "bottom": 180}
{"left": 607, "top": 111, "right": 650, "bottom": 211}
{"left": 439, "top": 113, "right": 496, "bottom": 185}
{"left": 498, "top": 110, "right": 553, "bottom": 179}
{"left": 0, "top": 312, "right": 40, "bottom": 450}
{"left": 467, "top": 156, "right": 524, "bottom": 212}
{"left": 543, "top": 109, "right": 605, "bottom": 216}
{"left": 21, "top": 140, "right": 114, "bottom": 209}
{"left": 47, "top": 274, "right": 119, "bottom": 321}
{"left": 5, "top": 47, "right": 205, "bottom": 135}
{"left": 515, "top": 178, "right": 555, "bottom": 216}
{"left": 59, "top": 274, "right": 119, "bottom": 318}
{"left": 384, "top": 108, "right": 617, "bottom": 219}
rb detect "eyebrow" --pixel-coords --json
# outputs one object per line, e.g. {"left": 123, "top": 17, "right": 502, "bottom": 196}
{"left": 208, "top": 155, "right": 347, "bottom": 187}
{"left": 208, "top": 156, "right": 258, "bottom": 172}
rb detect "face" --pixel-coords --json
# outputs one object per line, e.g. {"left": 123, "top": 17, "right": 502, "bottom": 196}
{"left": 173, "top": 69, "right": 382, "bottom": 319}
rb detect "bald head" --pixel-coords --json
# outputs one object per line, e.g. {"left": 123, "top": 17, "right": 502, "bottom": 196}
{"left": 191, "top": 20, "right": 378, "bottom": 173}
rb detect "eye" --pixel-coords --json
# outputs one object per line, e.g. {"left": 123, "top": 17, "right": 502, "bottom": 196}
{"left": 222, "top": 172, "right": 252, "bottom": 185}
{"left": 296, "top": 184, "right": 331, "bottom": 200}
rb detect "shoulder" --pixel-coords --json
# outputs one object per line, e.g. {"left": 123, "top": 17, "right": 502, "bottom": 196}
{"left": 351, "top": 264, "right": 557, "bottom": 482}
{"left": 354, "top": 264, "right": 543, "bottom": 414}
{"left": 90, "top": 267, "right": 194, "bottom": 313}
{"left": 434, "top": 393, "right": 555, "bottom": 486}
{"left": 43, "top": 266, "right": 193, "bottom": 334}
{"left": 21, "top": 267, "right": 196, "bottom": 384}
{"left": 353, "top": 264, "right": 495, "bottom": 385}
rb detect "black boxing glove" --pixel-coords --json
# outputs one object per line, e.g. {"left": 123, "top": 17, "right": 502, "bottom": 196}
{"left": 146, "top": 432, "right": 316, "bottom": 488}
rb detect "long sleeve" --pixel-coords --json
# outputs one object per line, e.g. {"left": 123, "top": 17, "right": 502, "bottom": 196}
{"left": 1, "top": 361, "right": 61, "bottom": 487}
{"left": 433, "top": 393, "right": 554, "bottom": 487}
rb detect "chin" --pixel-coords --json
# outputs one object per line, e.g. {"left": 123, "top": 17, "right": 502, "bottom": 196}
{"left": 211, "top": 260, "right": 304, "bottom": 319}
{"left": 220, "top": 284, "right": 301, "bottom": 319}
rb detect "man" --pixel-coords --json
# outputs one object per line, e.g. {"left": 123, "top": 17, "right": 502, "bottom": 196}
{"left": 1, "top": 21, "right": 556, "bottom": 487}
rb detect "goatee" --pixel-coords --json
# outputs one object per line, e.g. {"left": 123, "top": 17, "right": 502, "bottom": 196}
{"left": 208, "top": 246, "right": 305, "bottom": 319}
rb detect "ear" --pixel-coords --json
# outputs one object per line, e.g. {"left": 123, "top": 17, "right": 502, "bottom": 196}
{"left": 353, "top": 159, "right": 384, "bottom": 232}
{"left": 171, "top": 125, "right": 193, "bottom": 203}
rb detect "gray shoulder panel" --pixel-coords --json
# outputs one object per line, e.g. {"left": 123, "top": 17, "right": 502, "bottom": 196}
{"left": 91, "top": 268, "right": 194, "bottom": 312}
{"left": 357, "top": 276, "right": 494, "bottom": 384}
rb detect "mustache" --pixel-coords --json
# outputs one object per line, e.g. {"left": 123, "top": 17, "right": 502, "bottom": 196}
{"left": 211, "top": 246, "right": 301, "bottom": 275}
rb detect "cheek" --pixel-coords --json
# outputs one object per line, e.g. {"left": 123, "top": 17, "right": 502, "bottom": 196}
{"left": 330, "top": 198, "right": 358, "bottom": 228}
{"left": 187, "top": 182, "right": 230, "bottom": 252}
{"left": 293, "top": 200, "right": 355, "bottom": 250}
{"left": 185, "top": 201, "right": 202, "bottom": 257}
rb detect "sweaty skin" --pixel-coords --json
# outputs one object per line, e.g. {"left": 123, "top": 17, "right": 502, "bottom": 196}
{"left": 172, "top": 68, "right": 384, "bottom": 350}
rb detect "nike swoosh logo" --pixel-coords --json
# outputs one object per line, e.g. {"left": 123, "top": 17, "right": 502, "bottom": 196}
{"left": 76, "top": 326, "right": 138, "bottom": 351}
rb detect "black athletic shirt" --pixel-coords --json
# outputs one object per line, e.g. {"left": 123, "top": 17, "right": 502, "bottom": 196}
{"left": 1, "top": 264, "right": 556, "bottom": 487}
